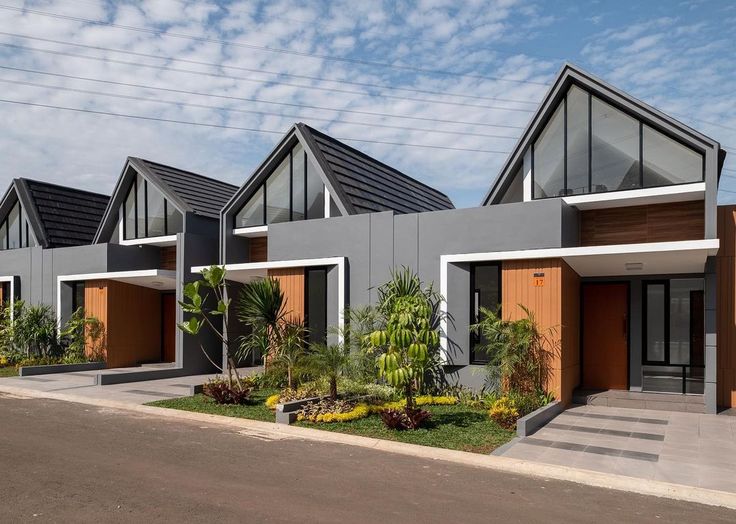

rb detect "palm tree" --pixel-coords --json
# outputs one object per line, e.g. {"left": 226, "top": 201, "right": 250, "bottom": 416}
{"left": 237, "top": 277, "right": 288, "bottom": 372}
{"left": 304, "top": 342, "right": 351, "bottom": 400}
{"left": 274, "top": 321, "right": 306, "bottom": 390}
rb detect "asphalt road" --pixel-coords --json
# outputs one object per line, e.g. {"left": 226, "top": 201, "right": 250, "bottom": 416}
{"left": 0, "top": 394, "right": 733, "bottom": 523}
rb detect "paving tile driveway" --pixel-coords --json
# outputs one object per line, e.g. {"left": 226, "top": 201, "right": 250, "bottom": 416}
{"left": 498, "top": 404, "right": 736, "bottom": 493}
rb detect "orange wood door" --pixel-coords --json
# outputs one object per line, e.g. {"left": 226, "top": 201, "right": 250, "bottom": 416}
{"left": 162, "top": 294, "right": 176, "bottom": 363}
{"left": 582, "top": 283, "right": 628, "bottom": 390}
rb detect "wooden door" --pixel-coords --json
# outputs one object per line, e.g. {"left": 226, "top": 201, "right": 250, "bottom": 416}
{"left": 582, "top": 283, "right": 628, "bottom": 390}
{"left": 162, "top": 294, "right": 176, "bottom": 363}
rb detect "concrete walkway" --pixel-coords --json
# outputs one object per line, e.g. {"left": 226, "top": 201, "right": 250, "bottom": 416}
{"left": 498, "top": 404, "right": 736, "bottom": 493}
{"left": 0, "top": 366, "right": 261, "bottom": 404}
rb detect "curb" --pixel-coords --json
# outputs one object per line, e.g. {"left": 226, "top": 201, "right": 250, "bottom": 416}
{"left": 1, "top": 383, "right": 735, "bottom": 510}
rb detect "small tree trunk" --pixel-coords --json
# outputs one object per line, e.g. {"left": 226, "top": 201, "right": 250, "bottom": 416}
{"left": 228, "top": 355, "right": 243, "bottom": 391}
{"left": 287, "top": 365, "right": 293, "bottom": 390}
{"left": 405, "top": 381, "right": 414, "bottom": 410}
{"left": 330, "top": 377, "right": 338, "bottom": 401}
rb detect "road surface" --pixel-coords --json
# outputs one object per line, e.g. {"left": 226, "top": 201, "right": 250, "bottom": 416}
{"left": 0, "top": 393, "right": 732, "bottom": 523}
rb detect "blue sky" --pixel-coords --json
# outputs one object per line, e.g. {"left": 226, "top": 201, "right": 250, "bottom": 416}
{"left": 0, "top": 0, "right": 734, "bottom": 208}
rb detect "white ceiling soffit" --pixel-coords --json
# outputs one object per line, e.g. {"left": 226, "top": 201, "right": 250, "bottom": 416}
{"left": 563, "top": 183, "right": 705, "bottom": 210}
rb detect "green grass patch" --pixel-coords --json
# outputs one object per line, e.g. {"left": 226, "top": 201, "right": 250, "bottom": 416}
{"left": 149, "top": 390, "right": 515, "bottom": 454}
{"left": 296, "top": 404, "right": 514, "bottom": 454}
{"left": 148, "top": 388, "right": 279, "bottom": 422}
{"left": 0, "top": 366, "right": 18, "bottom": 377}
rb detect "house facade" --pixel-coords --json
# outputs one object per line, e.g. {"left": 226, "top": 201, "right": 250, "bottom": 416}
{"left": 214, "top": 65, "right": 732, "bottom": 414}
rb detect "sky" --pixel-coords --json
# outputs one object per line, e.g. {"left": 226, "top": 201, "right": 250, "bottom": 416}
{"left": 0, "top": 0, "right": 734, "bottom": 208}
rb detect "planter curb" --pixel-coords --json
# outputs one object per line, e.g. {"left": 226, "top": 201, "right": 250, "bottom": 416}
{"left": 18, "top": 362, "right": 105, "bottom": 377}
{"left": 1, "top": 383, "right": 735, "bottom": 510}
{"left": 516, "top": 400, "right": 563, "bottom": 437}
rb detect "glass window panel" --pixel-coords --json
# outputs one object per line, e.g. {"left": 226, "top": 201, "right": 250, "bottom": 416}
{"left": 136, "top": 174, "right": 146, "bottom": 238}
{"left": 72, "top": 282, "right": 85, "bottom": 312}
{"left": 7, "top": 202, "right": 20, "bottom": 249}
{"left": 25, "top": 221, "right": 35, "bottom": 247}
{"left": 643, "top": 125, "right": 703, "bottom": 187}
{"left": 645, "top": 284, "right": 666, "bottom": 363}
{"left": 306, "top": 267, "right": 328, "bottom": 346}
{"left": 291, "top": 144, "right": 305, "bottom": 221}
{"left": 146, "top": 182, "right": 166, "bottom": 237}
{"left": 166, "top": 204, "right": 183, "bottom": 235}
{"left": 669, "top": 279, "right": 704, "bottom": 366}
{"left": 124, "top": 183, "right": 136, "bottom": 240}
{"left": 0, "top": 220, "right": 6, "bottom": 250}
{"left": 471, "top": 264, "right": 501, "bottom": 363}
{"left": 329, "top": 195, "right": 341, "bottom": 217}
{"left": 533, "top": 103, "right": 565, "bottom": 198}
{"left": 566, "top": 86, "right": 589, "bottom": 195}
{"left": 235, "top": 187, "right": 265, "bottom": 228}
{"left": 591, "top": 97, "right": 640, "bottom": 192}
{"left": 306, "top": 159, "right": 325, "bottom": 219}
{"left": 266, "top": 156, "right": 290, "bottom": 224}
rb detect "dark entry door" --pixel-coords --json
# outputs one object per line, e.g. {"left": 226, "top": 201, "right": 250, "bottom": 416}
{"left": 162, "top": 293, "right": 176, "bottom": 363}
{"left": 582, "top": 283, "right": 628, "bottom": 390}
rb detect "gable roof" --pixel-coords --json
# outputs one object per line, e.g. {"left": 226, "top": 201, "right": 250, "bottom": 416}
{"left": 223, "top": 123, "right": 454, "bottom": 219}
{"left": 94, "top": 157, "right": 238, "bottom": 243}
{"left": 297, "top": 124, "right": 454, "bottom": 214}
{"left": 0, "top": 178, "right": 109, "bottom": 248}
{"left": 482, "top": 63, "right": 724, "bottom": 206}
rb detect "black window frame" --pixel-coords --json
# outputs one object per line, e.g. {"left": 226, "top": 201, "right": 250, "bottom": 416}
{"left": 233, "top": 145, "right": 316, "bottom": 229}
{"left": 531, "top": 83, "right": 705, "bottom": 200}
{"left": 304, "top": 266, "right": 328, "bottom": 347}
{"left": 0, "top": 200, "right": 26, "bottom": 251}
{"left": 71, "top": 281, "right": 85, "bottom": 313}
{"left": 469, "top": 262, "right": 502, "bottom": 365}
{"left": 122, "top": 175, "right": 178, "bottom": 240}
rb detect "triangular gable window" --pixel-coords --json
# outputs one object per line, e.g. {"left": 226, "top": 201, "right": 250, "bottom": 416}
{"left": 532, "top": 85, "right": 704, "bottom": 199}
{"left": 0, "top": 198, "right": 36, "bottom": 250}
{"left": 122, "top": 169, "right": 183, "bottom": 240}
{"left": 235, "top": 142, "right": 325, "bottom": 228}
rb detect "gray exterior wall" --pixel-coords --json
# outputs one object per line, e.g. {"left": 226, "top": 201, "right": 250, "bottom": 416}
{"left": 261, "top": 198, "right": 574, "bottom": 373}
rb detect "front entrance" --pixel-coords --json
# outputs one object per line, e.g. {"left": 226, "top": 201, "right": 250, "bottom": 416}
{"left": 161, "top": 293, "right": 176, "bottom": 363}
{"left": 582, "top": 283, "right": 628, "bottom": 390}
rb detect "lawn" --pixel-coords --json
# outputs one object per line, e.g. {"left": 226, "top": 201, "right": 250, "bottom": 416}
{"left": 0, "top": 366, "right": 18, "bottom": 377}
{"left": 150, "top": 391, "right": 515, "bottom": 454}
{"left": 148, "top": 388, "right": 279, "bottom": 422}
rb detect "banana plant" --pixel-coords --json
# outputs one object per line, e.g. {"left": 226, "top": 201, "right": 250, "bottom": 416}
{"left": 368, "top": 268, "right": 442, "bottom": 410}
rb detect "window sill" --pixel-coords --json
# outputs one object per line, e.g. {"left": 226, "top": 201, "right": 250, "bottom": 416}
{"left": 233, "top": 225, "right": 268, "bottom": 238}
{"left": 119, "top": 235, "right": 177, "bottom": 247}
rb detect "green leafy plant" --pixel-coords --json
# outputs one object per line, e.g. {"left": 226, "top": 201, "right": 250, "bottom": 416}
{"left": 237, "top": 277, "right": 288, "bottom": 372}
{"left": 203, "top": 378, "right": 253, "bottom": 404}
{"left": 470, "top": 305, "right": 558, "bottom": 396}
{"left": 9, "top": 302, "right": 60, "bottom": 357}
{"left": 59, "top": 308, "right": 106, "bottom": 364}
{"left": 178, "top": 266, "right": 246, "bottom": 394}
{"left": 303, "top": 342, "right": 351, "bottom": 401}
{"left": 367, "top": 268, "right": 443, "bottom": 413}
{"left": 272, "top": 321, "right": 307, "bottom": 390}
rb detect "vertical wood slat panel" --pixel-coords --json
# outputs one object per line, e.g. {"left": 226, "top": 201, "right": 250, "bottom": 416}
{"left": 159, "top": 246, "right": 177, "bottom": 270}
{"left": 249, "top": 237, "right": 268, "bottom": 263}
{"left": 84, "top": 279, "right": 162, "bottom": 368}
{"left": 717, "top": 205, "right": 736, "bottom": 407}
{"left": 268, "top": 268, "right": 304, "bottom": 323}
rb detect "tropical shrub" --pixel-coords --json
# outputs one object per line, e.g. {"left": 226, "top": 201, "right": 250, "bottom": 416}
{"left": 470, "top": 305, "right": 557, "bottom": 395}
{"left": 380, "top": 408, "right": 431, "bottom": 430}
{"left": 367, "top": 268, "right": 443, "bottom": 411}
{"left": 237, "top": 277, "right": 288, "bottom": 372}
{"left": 303, "top": 342, "right": 351, "bottom": 401}
{"left": 59, "top": 308, "right": 106, "bottom": 364}
{"left": 203, "top": 378, "right": 252, "bottom": 404}
{"left": 11, "top": 303, "right": 60, "bottom": 357}
{"left": 272, "top": 321, "right": 307, "bottom": 390}
{"left": 179, "top": 266, "right": 247, "bottom": 392}
{"left": 339, "top": 306, "right": 383, "bottom": 383}
{"left": 488, "top": 397, "right": 519, "bottom": 429}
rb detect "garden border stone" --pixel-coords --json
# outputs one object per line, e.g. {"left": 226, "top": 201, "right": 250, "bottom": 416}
{"left": 18, "top": 362, "right": 105, "bottom": 377}
{"left": 516, "top": 400, "right": 562, "bottom": 437}
{"left": 276, "top": 396, "right": 324, "bottom": 424}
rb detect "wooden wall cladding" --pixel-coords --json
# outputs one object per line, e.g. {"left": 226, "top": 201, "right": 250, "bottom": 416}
{"left": 580, "top": 201, "right": 704, "bottom": 246}
{"left": 84, "top": 279, "right": 162, "bottom": 368}
{"left": 267, "top": 267, "right": 304, "bottom": 323}
{"left": 501, "top": 259, "right": 580, "bottom": 404}
{"left": 717, "top": 205, "right": 736, "bottom": 408}
{"left": 249, "top": 237, "right": 268, "bottom": 263}
{"left": 159, "top": 246, "right": 177, "bottom": 270}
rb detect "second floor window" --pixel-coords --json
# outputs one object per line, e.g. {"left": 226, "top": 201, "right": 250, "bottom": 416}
{"left": 123, "top": 173, "right": 183, "bottom": 240}
{"left": 533, "top": 84, "right": 704, "bottom": 199}
{"left": 234, "top": 142, "right": 325, "bottom": 228}
{"left": 0, "top": 201, "right": 35, "bottom": 250}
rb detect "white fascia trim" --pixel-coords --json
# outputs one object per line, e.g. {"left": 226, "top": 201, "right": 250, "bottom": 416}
{"left": 192, "top": 257, "right": 346, "bottom": 344}
{"left": 324, "top": 187, "right": 331, "bottom": 218}
{"left": 562, "top": 182, "right": 705, "bottom": 208}
{"left": 119, "top": 234, "right": 177, "bottom": 246}
{"left": 0, "top": 275, "right": 15, "bottom": 321}
{"left": 233, "top": 225, "right": 268, "bottom": 238}
{"left": 55, "top": 269, "right": 177, "bottom": 326}
{"left": 439, "top": 238, "right": 719, "bottom": 361}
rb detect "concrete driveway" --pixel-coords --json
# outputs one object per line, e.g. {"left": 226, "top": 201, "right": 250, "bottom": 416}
{"left": 498, "top": 404, "right": 736, "bottom": 493}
